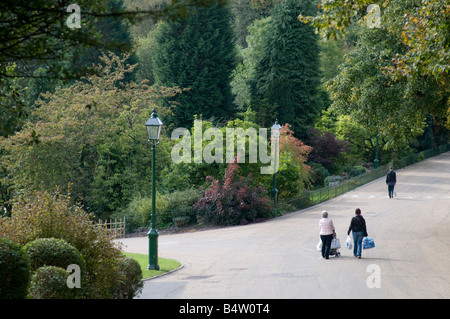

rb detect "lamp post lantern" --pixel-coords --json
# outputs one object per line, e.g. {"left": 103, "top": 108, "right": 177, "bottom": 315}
{"left": 271, "top": 119, "right": 281, "bottom": 215}
{"left": 145, "top": 108, "right": 163, "bottom": 270}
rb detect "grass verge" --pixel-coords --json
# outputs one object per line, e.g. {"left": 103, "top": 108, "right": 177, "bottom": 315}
{"left": 125, "top": 252, "right": 182, "bottom": 280}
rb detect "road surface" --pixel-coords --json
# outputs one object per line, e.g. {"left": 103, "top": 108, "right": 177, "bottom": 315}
{"left": 118, "top": 152, "right": 450, "bottom": 298}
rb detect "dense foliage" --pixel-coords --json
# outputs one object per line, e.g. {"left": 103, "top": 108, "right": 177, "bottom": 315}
{"left": 299, "top": 0, "right": 449, "bottom": 129}
{"left": 194, "top": 160, "right": 272, "bottom": 225}
{"left": 0, "top": 54, "right": 181, "bottom": 218}
{"left": 0, "top": 238, "right": 31, "bottom": 299}
{"left": 248, "top": 0, "right": 321, "bottom": 138}
{"left": 327, "top": 27, "right": 447, "bottom": 150}
{"left": 0, "top": 0, "right": 448, "bottom": 236}
{"left": 152, "top": 3, "right": 236, "bottom": 129}
{"left": 3, "top": 0, "right": 448, "bottom": 300}
{"left": 28, "top": 266, "right": 81, "bottom": 299}
{"left": 24, "top": 238, "right": 86, "bottom": 273}
{"left": 0, "top": 190, "right": 130, "bottom": 298}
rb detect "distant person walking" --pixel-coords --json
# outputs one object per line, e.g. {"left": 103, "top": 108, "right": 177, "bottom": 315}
{"left": 347, "top": 208, "right": 368, "bottom": 259}
{"left": 319, "top": 210, "right": 335, "bottom": 259}
{"left": 386, "top": 166, "right": 397, "bottom": 198}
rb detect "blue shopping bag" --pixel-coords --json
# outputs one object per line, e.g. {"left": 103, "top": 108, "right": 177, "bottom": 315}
{"left": 363, "top": 237, "right": 375, "bottom": 249}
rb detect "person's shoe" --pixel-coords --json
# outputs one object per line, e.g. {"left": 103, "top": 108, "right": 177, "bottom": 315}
{"left": 357, "top": 256, "right": 361, "bottom": 259}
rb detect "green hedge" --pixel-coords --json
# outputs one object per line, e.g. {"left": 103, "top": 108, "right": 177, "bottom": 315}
{"left": 28, "top": 266, "right": 81, "bottom": 299}
{"left": 24, "top": 238, "right": 86, "bottom": 272}
{"left": 114, "top": 256, "right": 143, "bottom": 299}
{"left": 0, "top": 238, "right": 31, "bottom": 299}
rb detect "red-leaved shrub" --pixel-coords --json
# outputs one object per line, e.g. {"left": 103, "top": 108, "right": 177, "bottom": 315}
{"left": 194, "top": 160, "right": 271, "bottom": 225}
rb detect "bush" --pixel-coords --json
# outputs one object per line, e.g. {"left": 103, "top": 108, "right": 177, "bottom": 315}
{"left": 119, "top": 188, "right": 201, "bottom": 231}
{"left": 118, "top": 193, "right": 169, "bottom": 232}
{"left": 113, "top": 256, "right": 143, "bottom": 299}
{"left": 348, "top": 165, "right": 366, "bottom": 177}
{"left": 28, "top": 266, "right": 81, "bottom": 299}
{"left": 324, "top": 175, "right": 344, "bottom": 187}
{"left": 194, "top": 161, "right": 271, "bottom": 226}
{"left": 24, "top": 238, "right": 85, "bottom": 272}
{"left": 308, "top": 162, "right": 330, "bottom": 187}
{"left": 0, "top": 238, "right": 31, "bottom": 299}
{"left": 167, "top": 189, "right": 201, "bottom": 226}
{"left": 0, "top": 190, "right": 123, "bottom": 298}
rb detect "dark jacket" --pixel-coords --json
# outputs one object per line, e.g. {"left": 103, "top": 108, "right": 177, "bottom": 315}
{"left": 386, "top": 170, "right": 396, "bottom": 185}
{"left": 348, "top": 215, "right": 368, "bottom": 236}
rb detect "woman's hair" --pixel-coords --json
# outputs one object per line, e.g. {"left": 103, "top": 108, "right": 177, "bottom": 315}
{"left": 355, "top": 208, "right": 361, "bottom": 215}
{"left": 322, "top": 210, "right": 328, "bottom": 218}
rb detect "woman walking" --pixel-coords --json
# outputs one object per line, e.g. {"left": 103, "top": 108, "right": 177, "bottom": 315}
{"left": 347, "top": 208, "right": 368, "bottom": 259}
{"left": 319, "top": 210, "right": 335, "bottom": 259}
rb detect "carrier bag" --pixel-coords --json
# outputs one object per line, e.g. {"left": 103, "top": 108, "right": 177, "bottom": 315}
{"left": 316, "top": 239, "right": 322, "bottom": 251}
{"left": 345, "top": 236, "right": 353, "bottom": 250}
{"left": 331, "top": 238, "right": 341, "bottom": 249}
{"left": 363, "top": 237, "right": 375, "bottom": 249}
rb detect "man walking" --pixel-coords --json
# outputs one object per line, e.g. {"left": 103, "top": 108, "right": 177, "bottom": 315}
{"left": 386, "top": 166, "right": 396, "bottom": 198}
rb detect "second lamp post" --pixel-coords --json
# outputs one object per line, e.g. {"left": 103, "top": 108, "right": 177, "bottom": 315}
{"left": 271, "top": 119, "right": 281, "bottom": 215}
{"left": 145, "top": 108, "right": 163, "bottom": 270}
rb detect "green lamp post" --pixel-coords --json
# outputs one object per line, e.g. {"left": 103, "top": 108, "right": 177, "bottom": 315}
{"left": 271, "top": 119, "right": 281, "bottom": 215}
{"left": 145, "top": 108, "right": 163, "bottom": 270}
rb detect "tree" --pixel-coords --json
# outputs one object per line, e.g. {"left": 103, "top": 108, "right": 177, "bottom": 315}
{"left": 299, "top": 0, "right": 449, "bottom": 81}
{"left": 306, "top": 128, "right": 350, "bottom": 173}
{"left": 0, "top": 64, "right": 28, "bottom": 138}
{"left": 231, "top": 17, "right": 271, "bottom": 111}
{"left": 22, "top": 0, "right": 139, "bottom": 107}
{"left": 299, "top": 0, "right": 449, "bottom": 128}
{"left": 276, "top": 124, "right": 312, "bottom": 199}
{"left": 230, "top": 0, "right": 260, "bottom": 48}
{"left": 327, "top": 27, "right": 448, "bottom": 150}
{"left": 69, "top": 0, "right": 138, "bottom": 84}
{"left": 0, "top": 53, "right": 181, "bottom": 218}
{"left": 0, "top": 0, "right": 229, "bottom": 80}
{"left": 151, "top": 2, "right": 237, "bottom": 129}
{"left": 250, "top": 0, "right": 322, "bottom": 138}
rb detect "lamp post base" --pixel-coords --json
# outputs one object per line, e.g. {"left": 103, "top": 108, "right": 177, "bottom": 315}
{"left": 374, "top": 158, "right": 379, "bottom": 169}
{"left": 147, "top": 228, "right": 159, "bottom": 270}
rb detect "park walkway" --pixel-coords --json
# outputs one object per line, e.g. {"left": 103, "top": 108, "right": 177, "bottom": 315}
{"left": 119, "top": 151, "right": 450, "bottom": 298}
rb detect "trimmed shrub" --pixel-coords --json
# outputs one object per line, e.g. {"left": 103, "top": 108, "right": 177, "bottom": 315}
{"left": 113, "top": 256, "right": 143, "bottom": 299}
{"left": 28, "top": 266, "right": 81, "bottom": 299}
{"left": 24, "top": 238, "right": 85, "bottom": 272}
{"left": 0, "top": 238, "right": 31, "bottom": 299}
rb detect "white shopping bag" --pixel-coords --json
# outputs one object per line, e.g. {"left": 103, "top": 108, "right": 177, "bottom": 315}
{"left": 345, "top": 236, "right": 353, "bottom": 250}
{"left": 331, "top": 238, "right": 341, "bottom": 249}
{"left": 316, "top": 239, "right": 322, "bottom": 251}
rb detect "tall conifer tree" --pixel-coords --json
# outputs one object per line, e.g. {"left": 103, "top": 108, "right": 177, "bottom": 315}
{"left": 152, "top": 3, "right": 236, "bottom": 129}
{"left": 250, "top": 0, "right": 321, "bottom": 138}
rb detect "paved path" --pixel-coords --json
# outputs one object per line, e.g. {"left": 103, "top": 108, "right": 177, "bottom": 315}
{"left": 118, "top": 152, "right": 450, "bottom": 299}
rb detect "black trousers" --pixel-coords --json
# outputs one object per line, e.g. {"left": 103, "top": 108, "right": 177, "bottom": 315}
{"left": 320, "top": 234, "right": 333, "bottom": 259}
